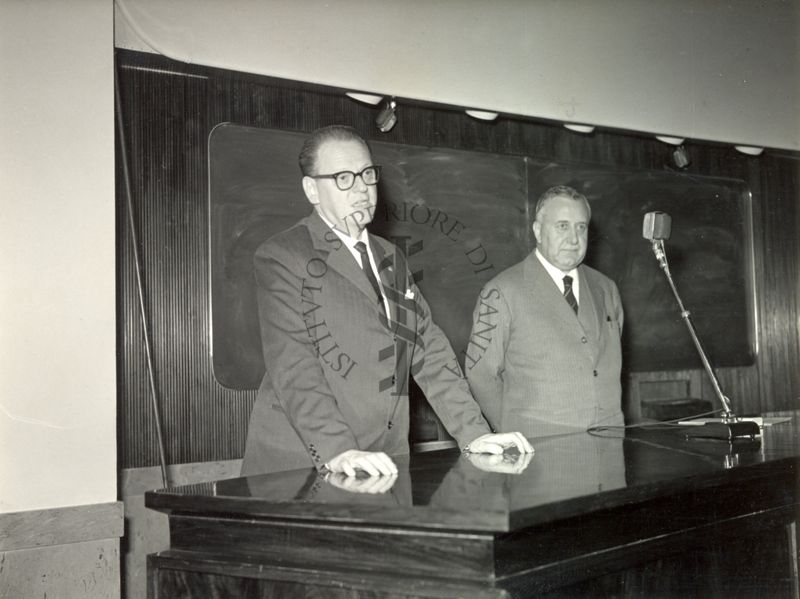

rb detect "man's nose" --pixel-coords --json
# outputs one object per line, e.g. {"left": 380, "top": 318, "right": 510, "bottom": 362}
{"left": 352, "top": 173, "right": 368, "bottom": 191}
{"left": 567, "top": 226, "right": 579, "bottom": 244}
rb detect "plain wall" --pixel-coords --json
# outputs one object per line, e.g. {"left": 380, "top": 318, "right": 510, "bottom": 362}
{"left": 114, "top": 0, "right": 799, "bottom": 152}
{"left": 0, "top": 0, "right": 116, "bottom": 512}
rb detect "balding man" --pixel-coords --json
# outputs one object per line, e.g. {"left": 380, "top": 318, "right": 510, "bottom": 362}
{"left": 465, "top": 185, "right": 624, "bottom": 437}
{"left": 241, "top": 125, "right": 532, "bottom": 477}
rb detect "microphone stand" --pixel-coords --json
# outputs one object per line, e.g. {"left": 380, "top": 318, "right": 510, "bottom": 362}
{"left": 650, "top": 239, "right": 759, "bottom": 440}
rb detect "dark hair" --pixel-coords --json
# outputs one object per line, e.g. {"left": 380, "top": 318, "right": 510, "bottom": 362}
{"left": 534, "top": 185, "right": 591, "bottom": 220}
{"left": 298, "top": 125, "right": 371, "bottom": 176}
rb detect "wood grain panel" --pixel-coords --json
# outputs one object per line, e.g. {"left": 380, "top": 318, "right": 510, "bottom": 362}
{"left": 169, "top": 515, "right": 494, "bottom": 580}
{"left": 0, "top": 501, "right": 123, "bottom": 551}
{"left": 148, "top": 552, "right": 507, "bottom": 599}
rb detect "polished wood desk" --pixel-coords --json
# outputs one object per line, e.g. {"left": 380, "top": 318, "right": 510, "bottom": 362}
{"left": 147, "top": 413, "right": 800, "bottom": 597}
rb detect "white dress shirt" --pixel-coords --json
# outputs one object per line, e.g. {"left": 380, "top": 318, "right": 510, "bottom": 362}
{"left": 535, "top": 249, "right": 580, "bottom": 305}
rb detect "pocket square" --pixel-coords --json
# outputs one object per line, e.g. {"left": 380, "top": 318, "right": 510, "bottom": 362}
{"left": 404, "top": 288, "right": 415, "bottom": 300}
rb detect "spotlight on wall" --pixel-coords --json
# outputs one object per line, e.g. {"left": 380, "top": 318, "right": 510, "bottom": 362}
{"left": 465, "top": 109, "right": 499, "bottom": 121}
{"left": 734, "top": 145, "right": 764, "bottom": 156}
{"left": 375, "top": 98, "right": 397, "bottom": 133}
{"left": 563, "top": 123, "right": 595, "bottom": 134}
{"left": 672, "top": 145, "right": 691, "bottom": 168}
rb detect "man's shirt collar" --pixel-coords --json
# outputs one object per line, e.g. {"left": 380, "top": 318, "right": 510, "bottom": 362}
{"left": 535, "top": 249, "right": 580, "bottom": 301}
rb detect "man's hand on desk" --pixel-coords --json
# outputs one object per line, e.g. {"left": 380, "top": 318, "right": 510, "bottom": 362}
{"left": 325, "top": 449, "right": 398, "bottom": 477}
{"left": 466, "top": 451, "right": 533, "bottom": 475}
{"left": 465, "top": 432, "right": 534, "bottom": 456}
{"left": 324, "top": 471, "right": 398, "bottom": 494}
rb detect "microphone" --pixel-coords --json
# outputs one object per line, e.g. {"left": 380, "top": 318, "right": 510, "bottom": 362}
{"left": 642, "top": 211, "right": 671, "bottom": 269}
{"left": 642, "top": 211, "right": 759, "bottom": 441}
{"left": 642, "top": 211, "right": 671, "bottom": 241}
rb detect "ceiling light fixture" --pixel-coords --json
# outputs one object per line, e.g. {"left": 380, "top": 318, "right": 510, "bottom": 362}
{"left": 344, "top": 92, "right": 384, "bottom": 106}
{"left": 734, "top": 145, "right": 764, "bottom": 156}
{"left": 655, "top": 135, "right": 686, "bottom": 146}
{"left": 563, "top": 123, "right": 595, "bottom": 134}
{"left": 465, "top": 109, "right": 499, "bottom": 121}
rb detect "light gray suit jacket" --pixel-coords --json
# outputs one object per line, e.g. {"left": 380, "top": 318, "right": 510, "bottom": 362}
{"left": 241, "top": 211, "right": 491, "bottom": 475}
{"left": 465, "top": 252, "right": 624, "bottom": 437}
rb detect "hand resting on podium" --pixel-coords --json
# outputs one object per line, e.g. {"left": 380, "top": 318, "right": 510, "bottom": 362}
{"left": 324, "top": 432, "right": 533, "bottom": 478}
{"left": 325, "top": 449, "right": 398, "bottom": 477}
{"left": 466, "top": 450, "right": 534, "bottom": 475}
{"left": 323, "top": 470, "right": 399, "bottom": 494}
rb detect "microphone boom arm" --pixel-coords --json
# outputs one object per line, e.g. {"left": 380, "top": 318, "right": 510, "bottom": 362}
{"left": 650, "top": 240, "right": 758, "bottom": 439}
{"left": 651, "top": 240, "right": 734, "bottom": 417}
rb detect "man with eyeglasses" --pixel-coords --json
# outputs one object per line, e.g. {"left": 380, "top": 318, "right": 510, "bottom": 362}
{"left": 241, "top": 125, "right": 532, "bottom": 477}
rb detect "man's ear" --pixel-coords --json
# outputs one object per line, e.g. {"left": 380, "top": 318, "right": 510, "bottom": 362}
{"left": 532, "top": 220, "right": 541, "bottom": 244}
{"left": 302, "top": 176, "right": 319, "bottom": 205}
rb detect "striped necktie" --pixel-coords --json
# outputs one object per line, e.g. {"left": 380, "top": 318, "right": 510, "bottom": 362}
{"left": 563, "top": 275, "right": 578, "bottom": 314}
{"left": 355, "top": 241, "right": 388, "bottom": 325}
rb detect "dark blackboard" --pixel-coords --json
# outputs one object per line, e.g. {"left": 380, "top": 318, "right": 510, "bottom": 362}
{"left": 209, "top": 124, "right": 755, "bottom": 389}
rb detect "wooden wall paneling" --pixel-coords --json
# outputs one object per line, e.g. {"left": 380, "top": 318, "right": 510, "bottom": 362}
{"left": 118, "top": 56, "right": 254, "bottom": 468}
{"left": 118, "top": 63, "right": 161, "bottom": 469}
{"left": 755, "top": 154, "right": 800, "bottom": 413}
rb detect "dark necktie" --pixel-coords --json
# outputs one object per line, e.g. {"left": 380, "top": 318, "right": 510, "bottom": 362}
{"left": 563, "top": 275, "right": 578, "bottom": 314}
{"left": 355, "top": 241, "right": 388, "bottom": 324}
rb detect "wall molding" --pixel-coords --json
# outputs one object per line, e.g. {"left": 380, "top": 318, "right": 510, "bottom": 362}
{"left": 0, "top": 501, "right": 123, "bottom": 552}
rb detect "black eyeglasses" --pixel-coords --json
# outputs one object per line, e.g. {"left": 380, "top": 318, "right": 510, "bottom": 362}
{"left": 308, "top": 165, "right": 381, "bottom": 191}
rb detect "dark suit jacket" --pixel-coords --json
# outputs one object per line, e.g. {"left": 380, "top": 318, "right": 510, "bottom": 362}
{"left": 241, "top": 211, "right": 490, "bottom": 475}
{"left": 465, "top": 252, "right": 624, "bottom": 437}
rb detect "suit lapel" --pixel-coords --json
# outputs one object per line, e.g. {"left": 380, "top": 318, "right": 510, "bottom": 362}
{"left": 576, "top": 266, "right": 600, "bottom": 342}
{"left": 525, "top": 256, "right": 604, "bottom": 366}
{"left": 306, "top": 211, "right": 378, "bottom": 303}
{"left": 525, "top": 254, "right": 585, "bottom": 333}
{"left": 305, "top": 212, "right": 392, "bottom": 329}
